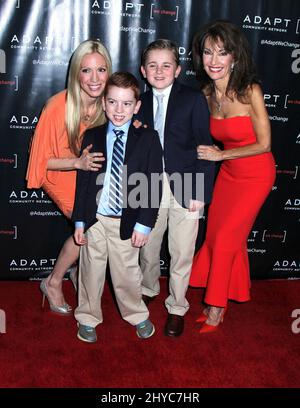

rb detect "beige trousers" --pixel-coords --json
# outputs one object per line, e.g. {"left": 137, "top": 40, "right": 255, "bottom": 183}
{"left": 140, "top": 174, "right": 200, "bottom": 316}
{"left": 75, "top": 215, "right": 149, "bottom": 328}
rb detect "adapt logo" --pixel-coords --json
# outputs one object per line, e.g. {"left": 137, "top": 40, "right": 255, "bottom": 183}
{"left": 263, "top": 93, "right": 290, "bottom": 109}
{"left": 264, "top": 93, "right": 280, "bottom": 108}
{"left": 242, "top": 14, "right": 294, "bottom": 33}
{"left": 91, "top": 1, "right": 145, "bottom": 18}
{"left": 10, "top": 258, "right": 56, "bottom": 272}
{"left": 10, "top": 114, "right": 38, "bottom": 130}
{"left": 273, "top": 260, "right": 300, "bottom": 272}
{"left": 9, "top": 190, "right": 51, "bottom": 205}
{"left": 284, "top": 198, "right": 300, "bottom": 211}
{"left": 10, "top": 34, "right": 74, "bottom": 52}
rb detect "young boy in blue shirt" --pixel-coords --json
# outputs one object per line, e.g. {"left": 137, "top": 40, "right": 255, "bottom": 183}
{"left": 72, "top": 72, "right": 163, "bottom": 342}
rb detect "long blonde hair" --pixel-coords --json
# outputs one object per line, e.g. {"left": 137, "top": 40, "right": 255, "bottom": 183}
{"left": 66, "top": 40, "right": 112, "bottom": 156}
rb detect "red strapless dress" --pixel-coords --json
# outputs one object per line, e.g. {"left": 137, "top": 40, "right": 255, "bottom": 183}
{"left": 189, "top": 116, "right": 276, "bottom": 306}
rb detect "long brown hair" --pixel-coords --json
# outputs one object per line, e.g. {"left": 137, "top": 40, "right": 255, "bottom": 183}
{"left": 192, "top": 20, "right": 260, "bottom": 101}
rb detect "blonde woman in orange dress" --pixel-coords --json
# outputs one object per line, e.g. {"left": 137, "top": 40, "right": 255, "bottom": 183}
{"left": 26, "top": 40, "right": 112, "bottom": 314}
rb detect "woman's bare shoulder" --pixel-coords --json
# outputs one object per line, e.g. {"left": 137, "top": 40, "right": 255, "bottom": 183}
{"left": 246, "top": 83, "right": 263, "bottom": 100}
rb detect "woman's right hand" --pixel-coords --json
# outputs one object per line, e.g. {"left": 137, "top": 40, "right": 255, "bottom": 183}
{"left": 76, "top": 144, "right": 105, "bottom": 171}
{"left": 197, "top": 144, "right": 223, "bottom": 161}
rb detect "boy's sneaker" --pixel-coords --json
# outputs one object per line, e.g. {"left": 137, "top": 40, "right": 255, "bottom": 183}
{"left": 136, "top": 319, "right": 155, "bottom": 339}
{"left": 77, "top": 323, "right": 97, "bottom": 343}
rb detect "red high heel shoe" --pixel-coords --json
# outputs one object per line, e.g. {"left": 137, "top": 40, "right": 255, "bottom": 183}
{"left": 199, "top": 306, "right": 227, "bottom": 334}
{"left": 196, "top": 307, "right": 210, "bottom": 323}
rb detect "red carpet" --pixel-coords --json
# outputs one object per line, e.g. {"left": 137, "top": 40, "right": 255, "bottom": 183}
{"left": 0, "top": 278, "right": 300, "bottom": 388}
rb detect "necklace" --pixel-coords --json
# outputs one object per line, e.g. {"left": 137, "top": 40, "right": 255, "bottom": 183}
{"left": 82, "top": 104, "right": 96, "bottom": 123}
{"left": 214, "top": 92, "right": 226, "bottom": 113}
{"left": 83, "top": 114, "right": 91, "bottom": 122}
{"left": 215, "top": 99, "right": 222, "bottom": 113}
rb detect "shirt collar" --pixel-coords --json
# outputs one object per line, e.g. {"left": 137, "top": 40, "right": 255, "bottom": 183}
{"left": 152, "top": 83, "right": 173, "bottom": 98}
{"left": 108, "top": 120, "right": 131, "bottom": 135}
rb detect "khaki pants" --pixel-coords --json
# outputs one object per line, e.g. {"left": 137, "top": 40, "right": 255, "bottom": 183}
{"left": 140, "top": 174, "right": 200, "bottom": 316}
{"left": 75, "top": 215, "right": 149, "bottom": 328}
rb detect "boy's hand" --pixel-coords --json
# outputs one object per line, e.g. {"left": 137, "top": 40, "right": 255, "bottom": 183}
{"left": 74, "top": 227, "right": 87, "bottom": 246}
{"left": 189, "top": 199, "right": 205, "bottom": 212}
{"left": 131, "top": 230, "right": 148, "bottom": 248}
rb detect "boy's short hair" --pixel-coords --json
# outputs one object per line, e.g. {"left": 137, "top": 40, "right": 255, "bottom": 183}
{"left": 104, "top": 72, "right": 140, "bottom": 100}
{"left": 141, "top": 39, "right": 180, "bottom": 67}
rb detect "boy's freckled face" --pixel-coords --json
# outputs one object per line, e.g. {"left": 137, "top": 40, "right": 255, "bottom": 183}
{"left": 141, "top": 49, "right": 181, "bottom": 91}
{"left": 102, "top": 86, "right": 141, "bottom": 127}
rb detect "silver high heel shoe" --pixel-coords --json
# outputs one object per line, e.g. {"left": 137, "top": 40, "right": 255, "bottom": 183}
{"left": 40, "top": 279, "right": 72, "bottom": 315}
{"left": 69, "top": 266, "right": 78, "bottom": 292}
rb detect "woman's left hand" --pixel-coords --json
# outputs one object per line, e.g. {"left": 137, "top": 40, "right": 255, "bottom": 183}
{"left": 197, "top": 144, "right": 223, "bottom": 161}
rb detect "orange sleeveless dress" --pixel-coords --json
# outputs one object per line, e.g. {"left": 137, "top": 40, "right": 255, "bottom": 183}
{"left": 189, "top": 116, "right": 276, "bottom": 306}
{"left": 26, "top": 90, "right": 88, "bottom": 218}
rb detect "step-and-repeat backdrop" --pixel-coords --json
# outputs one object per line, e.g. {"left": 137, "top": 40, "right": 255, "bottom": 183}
{"left": 0, "top": 0, "right": 299, "bottom": 280}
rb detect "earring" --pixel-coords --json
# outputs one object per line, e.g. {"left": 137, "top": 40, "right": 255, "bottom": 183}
{"left": 230, "top": 63, "right": 235, "bottom": 72}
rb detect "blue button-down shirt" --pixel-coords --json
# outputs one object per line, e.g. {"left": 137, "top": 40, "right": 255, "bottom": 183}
{"left": 75, "top": 120, "right": 151, "bottom": 236}
{"left": 98, "top": 121, "right": 130, "bottom": 217}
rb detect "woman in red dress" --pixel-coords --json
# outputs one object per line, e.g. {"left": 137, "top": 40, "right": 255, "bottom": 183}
{"left": 190, "top": 20, "right": 276, "bottom": 332}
